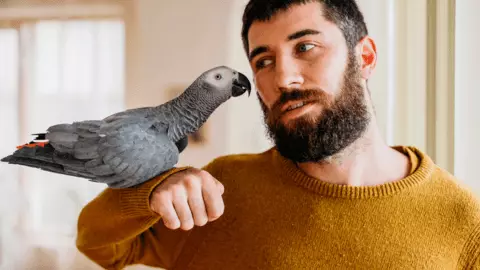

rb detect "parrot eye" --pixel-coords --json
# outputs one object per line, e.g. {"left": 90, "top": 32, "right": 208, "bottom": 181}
{"left": 215, "top": 74, "right": 222, "bottom": 80}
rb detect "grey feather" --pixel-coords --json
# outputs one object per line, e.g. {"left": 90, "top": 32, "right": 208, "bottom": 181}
{"left": 46, "top": 132, "right": 79, "bottom": 143}
{"left": 48, "top": 142, "right": 75, "bottom": 155}
{"left": 47, "top": 124, "right": 76, "bottom": 133}
{"left": 0, "top": 66, "right": 251, "bottom": 188}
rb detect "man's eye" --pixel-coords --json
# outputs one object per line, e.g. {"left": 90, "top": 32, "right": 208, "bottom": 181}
{"left": 297, "top": 43, "right": 315, "bottom": 53}
{"left": 255, "top": 58, "right": 273, "bottom": 69}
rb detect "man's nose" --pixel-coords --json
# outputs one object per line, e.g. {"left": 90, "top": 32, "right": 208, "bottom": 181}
{"left": 274, "top": 56, "right": 304, "bottom": 91}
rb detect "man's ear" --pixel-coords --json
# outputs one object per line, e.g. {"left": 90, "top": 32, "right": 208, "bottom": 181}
{"left": 357, "top": 36, "right": 377, "bottom": 80}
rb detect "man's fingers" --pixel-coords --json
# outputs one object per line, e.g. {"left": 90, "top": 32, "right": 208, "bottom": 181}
{"left": 172, "top": 187, "right": 194, "bottom": 230}
{"left": 155, "top": 194, "right": 180, "bottom": 229}
{"left": 188, "top": 195, "right": 209, "bottom": 226}
{"left": 150, "top": 169, "right": 226, "bottom": 231}
{"left": 216, "top": 180, "right": 225, "bottom": 195}
{"left": 202, "top": 179, "right": 225, "bottom": 222}
{"left": 184, "top": 173, "right": 209, "bottom": 227}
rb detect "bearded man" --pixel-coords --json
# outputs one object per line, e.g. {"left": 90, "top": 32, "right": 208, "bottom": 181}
{"left": 76, "top": 1, "right": 480, "bottom": 269}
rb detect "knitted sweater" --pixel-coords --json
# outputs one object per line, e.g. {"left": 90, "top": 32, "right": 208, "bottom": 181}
{"left": 76, "top": 146, "right": 480, "bottom": 270}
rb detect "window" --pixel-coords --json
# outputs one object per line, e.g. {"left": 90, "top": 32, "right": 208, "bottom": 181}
{"left": 21, "top": 18, "right": 125, "bottom": 234}
{"left": 0, "top": 18, "right": 125, "bottom": 268}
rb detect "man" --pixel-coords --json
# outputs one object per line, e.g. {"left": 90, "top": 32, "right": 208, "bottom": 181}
{"left": 76, "top": 0, "right": 480, "bottom": 269}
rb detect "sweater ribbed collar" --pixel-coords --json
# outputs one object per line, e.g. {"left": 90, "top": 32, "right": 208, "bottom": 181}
{"left": 272, "top": 146, "right": 435, "bottom": 199}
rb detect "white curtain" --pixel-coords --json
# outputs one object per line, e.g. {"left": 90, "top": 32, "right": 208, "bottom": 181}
{"left": 0, "top": 27, "right": 21, "bottom": 269}
{"left": 454, "top": 0, "right": 480, "bottom": 194}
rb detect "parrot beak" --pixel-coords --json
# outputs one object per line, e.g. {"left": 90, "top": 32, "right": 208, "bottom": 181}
{"left": 232, "top": 72, "right": 252, "bottom": 97}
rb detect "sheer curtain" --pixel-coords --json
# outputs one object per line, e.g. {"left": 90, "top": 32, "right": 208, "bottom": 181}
{"left": 0, "top": 27, "right": 21, "bottom": 269}
{"left": 454, "top": 0, "right": 480, "bottom": 195}
{"left": 0, "top": 19, "right": 125, "bottom": 269}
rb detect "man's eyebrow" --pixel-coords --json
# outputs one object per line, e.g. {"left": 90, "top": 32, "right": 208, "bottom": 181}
{"left": 248, "top": 29, "right": 321, "bottom": 62}
{"left": 249, "top": 46, "right": 269, "bottom": 62}
{"left": 287, "top": 29, "right": 321, "bottom": 41}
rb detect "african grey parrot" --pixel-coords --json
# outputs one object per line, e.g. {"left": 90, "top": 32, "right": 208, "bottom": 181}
{"left": 1, "top": 66, "right": 251, "bottom": 188}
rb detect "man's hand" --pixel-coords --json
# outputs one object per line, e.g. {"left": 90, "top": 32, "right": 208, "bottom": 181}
{"left": 150, "top": 168, "right": 225, "bottom": 230}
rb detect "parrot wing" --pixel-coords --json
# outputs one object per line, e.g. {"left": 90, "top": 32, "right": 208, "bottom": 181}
{"left": 1, "top": 117, "right": 180, "bottom": 188}
{"left": 91, "top": 117, "right": 180, "bottom": 188}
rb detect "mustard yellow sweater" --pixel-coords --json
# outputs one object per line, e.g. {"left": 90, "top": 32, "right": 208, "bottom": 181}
{"left": 76, "top": 146, "right": 480, "bottom": 270}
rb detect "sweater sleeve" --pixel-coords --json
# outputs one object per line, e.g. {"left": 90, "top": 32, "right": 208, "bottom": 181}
{"left": 76, "top": 159, "right": 225, "bottom": 269}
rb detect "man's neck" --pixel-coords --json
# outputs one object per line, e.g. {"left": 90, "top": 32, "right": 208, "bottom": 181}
{"left": 296, "top": 124, "right": 411, "bottom": 187}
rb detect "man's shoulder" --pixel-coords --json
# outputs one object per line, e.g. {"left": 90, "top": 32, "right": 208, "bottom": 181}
{"left": 431, "top": 166, "right": 480, "bottom": 266}
{"left": 430, "top": 165, "right": 480, "bottom": 223}
{"left": 432, "top": 165, "right": 479, "bottom": 199}
{"left": 431, "top": 165, "right": 479, "bottom": 201}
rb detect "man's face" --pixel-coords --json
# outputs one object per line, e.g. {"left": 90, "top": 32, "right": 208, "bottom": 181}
{"left": 247, "top": 2, "right": 372, "bottom": 162}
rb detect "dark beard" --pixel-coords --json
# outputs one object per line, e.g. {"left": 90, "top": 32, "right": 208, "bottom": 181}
{"left": 259, "top": 53, "right": 370, "bottom": 163}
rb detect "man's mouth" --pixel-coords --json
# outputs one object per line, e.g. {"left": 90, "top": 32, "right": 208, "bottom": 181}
{"left": 286, "top": 101, "right": 307, "bottom": 111}
{"left": 282, "top": 100, "right": 315, "bottom": 113}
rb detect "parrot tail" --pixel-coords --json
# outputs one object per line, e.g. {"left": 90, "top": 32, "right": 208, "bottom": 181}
{"left": 1, "top": 138, "right": 96, "bottom": 180}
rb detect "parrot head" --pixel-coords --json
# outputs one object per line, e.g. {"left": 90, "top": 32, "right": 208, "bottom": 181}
{"left": 200, "top": 66, "right": 252, "bottom": 100}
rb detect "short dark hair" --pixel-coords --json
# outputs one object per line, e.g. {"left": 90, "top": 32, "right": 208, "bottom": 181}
{"left": 241, "top": 0, "right": 368, "bottom": 56}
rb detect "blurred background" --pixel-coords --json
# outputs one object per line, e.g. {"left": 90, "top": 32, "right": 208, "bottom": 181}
{"left": 0, "top": 0, "right": 477, "bottom": 269}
